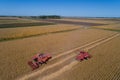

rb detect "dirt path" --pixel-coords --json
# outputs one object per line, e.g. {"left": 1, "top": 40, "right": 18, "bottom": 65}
{"left": 17, "top": 33, "right": 120, "bottom": 80}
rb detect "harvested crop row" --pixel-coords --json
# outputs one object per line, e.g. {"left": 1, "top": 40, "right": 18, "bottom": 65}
{"left": 0, "top": 29, "right": 116, "bottom": 80}
{"left": 54, "top": 35, "right": 120, "bottom": 80}
{"left": 0, "top": 24, "right": 80, "bottom": 41}
{"left": 35, "top": 33, "right": 119, "bottom": 80}
{"left": 19, "top": 33, "right": 119, "bottom": 80}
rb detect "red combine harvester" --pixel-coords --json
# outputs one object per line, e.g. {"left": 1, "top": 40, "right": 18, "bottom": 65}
{"left": 76, "top": 51, "right": 91, "bottom": 61}
{"left": 28, "top": 53, "right": 52, "bottom": 70}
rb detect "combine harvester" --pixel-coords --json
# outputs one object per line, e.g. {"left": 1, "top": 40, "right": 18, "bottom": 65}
{"left": 28, "top": 53, "right": 52, "bottom": 70}
{"left": 28, "top": 50, "right": 91, "bottom": 70}
{"left": 76, "top": 50, "right": 91, "bottom": 61}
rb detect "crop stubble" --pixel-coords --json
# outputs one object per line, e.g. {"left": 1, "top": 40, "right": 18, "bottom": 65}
{"left": 53, "top": 34, "right": 120, "bottom": 80}
{"left": 0, "top": 28, "right": 117, "bottom": 80}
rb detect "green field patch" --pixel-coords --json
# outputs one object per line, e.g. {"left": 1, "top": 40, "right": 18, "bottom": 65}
{"left": 0, "top": 22, "right": 54, "bottom": 28}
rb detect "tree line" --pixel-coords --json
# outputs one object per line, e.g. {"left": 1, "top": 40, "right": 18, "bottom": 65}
{"left": 0, "top": 15, "right": 61, "bottom": 19}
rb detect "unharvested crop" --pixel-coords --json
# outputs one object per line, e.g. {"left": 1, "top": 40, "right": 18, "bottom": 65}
{"left": 0, "top": 24, "right": 80, "bottom": 41}
{"left": 93, "top": 23, "right": 120, "bottom": 31}
{"left": 0, "top": 28, "right": 116, "bottom": 80}
{"left": 55, "top": 35, "right": 120, "bottom": 80}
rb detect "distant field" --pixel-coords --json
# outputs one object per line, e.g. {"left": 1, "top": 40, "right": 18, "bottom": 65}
{"left": 55, "top": 18, "right": 118, "bottom": 24}
{"left": 43, "top": 19, "right": 107, "bottom": 26}
{"left": 0, "top": 18, "right": 54, "bottom": 28}
{"left": 0, "top": 22, "right": 54, "bottom": 28}
{"left": 0, "top": 18, "right": 37, "bottom": 24}
{"left": 0, "top": 24, "right": 80, "bottom": 41}
{"left": 0, "top": 19, "right": 33, "bottom": 24}
{"left": 93, "top": 23, "right": 120, "bottom": 32}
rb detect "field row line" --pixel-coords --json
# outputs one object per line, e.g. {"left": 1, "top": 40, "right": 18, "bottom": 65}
{"left": 39, "top": 33, "right": 120, "bottom": 80}
{"left": 51, "top": 33, "right": 118, "bottom": 61}
{"left": 17, "top": 33, "right": 119, "bottom": 80}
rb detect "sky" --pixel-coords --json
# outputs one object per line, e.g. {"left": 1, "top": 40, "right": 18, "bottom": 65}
{"left": 0, "top": 0, "right": 120, "bottom": 17}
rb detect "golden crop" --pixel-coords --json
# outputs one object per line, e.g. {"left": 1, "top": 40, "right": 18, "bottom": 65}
{"left": 0, "top": 28, "right": 116, "bottom": 80}
{"left": 56, "top": 36, "right": 120, "bottom": 80}
{"left": 93, "top": 23, "right": 120, "bottom": 30}
{"left": 0, "top": 24, "right": 80, "bottom": 41}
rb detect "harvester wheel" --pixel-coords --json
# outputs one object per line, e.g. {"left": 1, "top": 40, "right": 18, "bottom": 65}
{"left": 80, "top": 59, "right": 83, "bottom": 62}
{"left": 44, "top": 62, "right": 47, "bottom": 64}
{"left": 84, "top": 57, "right": 88, "bottom": 60}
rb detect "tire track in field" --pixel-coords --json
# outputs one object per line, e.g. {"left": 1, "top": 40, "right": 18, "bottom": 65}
{"left": 17, "top": 33, "right": 119, "bottom": 80}
{"left": 38, "top": 33, "right": 120, "bottom": 80}
{"left": 50, "top": 33, "right": 117, "bottom": 61}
